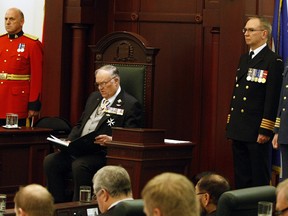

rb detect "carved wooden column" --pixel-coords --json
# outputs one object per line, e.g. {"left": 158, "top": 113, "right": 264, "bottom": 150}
{"left": 70, "top": 24, "right": 88, "bottom": 124}
{"left": 64, "top": 0, "right": 95, "bottom": 124}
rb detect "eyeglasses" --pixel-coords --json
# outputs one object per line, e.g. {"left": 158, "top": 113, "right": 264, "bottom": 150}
{"left": 242, "top": 28, "right": 265, "bottom": 34}
{"left": 274, "top": 207, "right": 288, "bottom": 215}
{"left": 92, "top": 189, "right": 104, "bottom": 201}
{"left": 196, "top": 192, "right": 207, "bottom": 195}
{"left": 95, "top": 76, "right": 116, "bottom": 88}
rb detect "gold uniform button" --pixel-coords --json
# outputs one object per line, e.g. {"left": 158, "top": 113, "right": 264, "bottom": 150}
{"left": 236, "top": 84, "right": 239, "bottom": 87}
{"left": 283, "top": 108, "right": 286, "bottom": 112}
{"left": 231, "top": 108, "right": 234, "bottom": 111}
{"left": 286, "top": 85, "right": 288, "bottom": 88}
{"left": 284, "top": 96, "right": 287, "bottom": 100}
{"left": 233, "top": 96, "right": 236, "bottom": 99}
{"left": 243, "top": 97, "right": 247, "bottom": 101}
{"left": 246, "top": 86, "right": 249, "bottom": 89}
{"left": 6, "top": 49, "right": 8, "bottom": 52}
{"left": 22, "top": 91, "right": 25, "bottom": 94}
{"left": 241, "top": 109, "right": 244, "bottom": 113}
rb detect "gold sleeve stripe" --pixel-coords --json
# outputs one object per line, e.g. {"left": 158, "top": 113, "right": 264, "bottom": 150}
{"left": 227, "top": 114, "right": 230, "bottom": 123}
{"left": 274, "top": 117, "right": 281, "bottom": 128}
{"left": 260, "top": 119, "right": 275, "bottom": 131}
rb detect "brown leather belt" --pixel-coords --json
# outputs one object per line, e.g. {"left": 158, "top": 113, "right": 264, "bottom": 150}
{"left": 0, "top": 73, "right": 30, "bottom": 80}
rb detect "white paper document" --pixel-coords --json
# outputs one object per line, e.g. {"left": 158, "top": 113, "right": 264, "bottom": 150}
{"left": 47, "top": 135, "right": 69, "bottom": 147}
{"left": 164, "top": 139, "right": 191, "bottom": 144}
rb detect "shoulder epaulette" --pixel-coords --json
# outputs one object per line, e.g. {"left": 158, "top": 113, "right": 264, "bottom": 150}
{"left": 24, "top": 33, "right": 39, "bottom": 40}
{"left": 0, "top": 33, "right": 8, "bottom": 37}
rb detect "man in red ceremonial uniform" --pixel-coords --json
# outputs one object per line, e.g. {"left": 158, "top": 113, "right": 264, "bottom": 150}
{"left": 0, "top": 7, "right": 43, "bottom": 126}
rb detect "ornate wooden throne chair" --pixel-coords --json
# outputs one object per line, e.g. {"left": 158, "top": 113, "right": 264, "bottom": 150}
{"left": 89, "top": 31, "right": 159, "bottom": 127}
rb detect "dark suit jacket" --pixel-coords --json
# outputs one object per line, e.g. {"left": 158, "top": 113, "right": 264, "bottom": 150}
{"left": 275, "top": 59, "right": 288, "bottom": 144}
{"left": 226, "top": 45, "right": 284, "bottom": 142}
{"left": 67, "top": 88, "right": 142, "bottom": 153}
{"left": 98, "top": 199, "right": 145, "bottom": 216}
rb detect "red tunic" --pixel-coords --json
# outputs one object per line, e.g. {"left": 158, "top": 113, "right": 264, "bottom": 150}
{"left": 0, "top": 32, "right": 43, "bottom": 119}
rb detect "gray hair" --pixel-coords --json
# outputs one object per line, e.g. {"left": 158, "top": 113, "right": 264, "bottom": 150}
{"left": 94, "top": 65, "right": 120, "bottom": 78}
{"left": 92, "top": 165, "right": 132, "bottom": 197}
{"left": 247, "top": 16, "right": 272, "bottom": 42}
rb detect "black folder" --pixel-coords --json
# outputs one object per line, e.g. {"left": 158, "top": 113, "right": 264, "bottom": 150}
{"left": 47, "top": 131, "right": 101, "bottom": 156}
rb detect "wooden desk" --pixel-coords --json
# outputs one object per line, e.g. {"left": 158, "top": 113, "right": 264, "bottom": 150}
{"left": 0, "top": 127, "right": 52, "bottom": 208}
{"left": 106, "top": 128, "right": 195, "bottom": 198}
{"left": 4, "top": 201, "right": 98, "bottom": 216}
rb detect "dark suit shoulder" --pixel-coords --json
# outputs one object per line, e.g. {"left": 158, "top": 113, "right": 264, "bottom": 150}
{"left": 98, "top": 205, "right": 116, "bottom": 216}
{"left": 86, "top": 91, "right": 102, "bottom": 103}
{"left": 261, "top": 46, "right": 283, "bottom": 62}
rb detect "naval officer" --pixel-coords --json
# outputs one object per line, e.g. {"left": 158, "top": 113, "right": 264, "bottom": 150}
{"left": 226, "top": 16, "right": 284, "bottom": 188}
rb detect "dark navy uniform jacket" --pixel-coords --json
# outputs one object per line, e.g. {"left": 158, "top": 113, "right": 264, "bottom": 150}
{"left": 226, "top": 45, "right": 284, "bottom": 142}
{"left": 274, "top": 60, "right": 288, "bottom": 144}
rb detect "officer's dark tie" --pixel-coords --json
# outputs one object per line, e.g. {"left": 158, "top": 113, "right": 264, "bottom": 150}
{"left": 249, "top": 51, "right": 254, "bottom": 60}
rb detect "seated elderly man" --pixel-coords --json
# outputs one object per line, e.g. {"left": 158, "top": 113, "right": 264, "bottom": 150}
{"left": 44, "top": 65, "right": 142, "bottom": 203}
{"left": 195, "top": 173, "right": 230, "bottom": 216}
{"left": 92, "top": 165, "right": 133, "bottom": 215}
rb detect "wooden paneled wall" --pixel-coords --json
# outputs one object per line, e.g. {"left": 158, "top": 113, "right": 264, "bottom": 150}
{"left": 42, "top": 0, "right": 276, "bottom": 187}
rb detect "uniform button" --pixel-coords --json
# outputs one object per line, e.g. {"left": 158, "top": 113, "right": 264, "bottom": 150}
{"left": 231, "top": 108, "right": 234, "bottom": 111}
{"left": 236, "top": 84, "right": 239, "bottom": 87}
{"left": 4, "top": 60, "right": 6, "bottom": 62}
{"left": 243, "top": 97, "right": 247, "bottom": 101}
{"left": 0, "top": 82, "right": 3, "bottom": 84}
{"left": 283, "top": 108, "right": 286, "bottom": 112}
{"left": 233, "top": 96, "right": 236, "bottom": 99}
{"left": 284, "top": 97, "right": 287, "bottom": 100}
{"left": 241, "top": 109, "right": 244, "bottom": 113}
{"left": 6, "top": 49, "right": 8, "bottom": 52}
{"left": 22, "top": 91, "right": 25, "bottom": 93}
{"left": 286, "top": 85, "right": 288, "bottom": 88}
{"left": 246, "top": 86, "right": 249, "bottom": 89}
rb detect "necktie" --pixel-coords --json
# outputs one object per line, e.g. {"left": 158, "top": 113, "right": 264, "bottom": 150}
{"left": 102, "top": 99, "right": 110, "bottom": 108}
{"left": 96, "top": 99, "right": 110, "bottom": 115}
{"left": 249, "top": 51, "right": 254, "bottom": 60}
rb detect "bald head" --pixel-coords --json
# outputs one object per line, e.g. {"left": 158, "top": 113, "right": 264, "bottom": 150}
{"left": 5, "top": 7, "right": 24, "bottom": 34}
{"left": 14, "top": 184, "right": 54, "bottom": 216}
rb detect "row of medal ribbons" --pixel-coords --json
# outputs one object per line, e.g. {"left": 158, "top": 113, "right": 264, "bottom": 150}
{"left": 246, "top": 68, "right": 268, "bottom": 83}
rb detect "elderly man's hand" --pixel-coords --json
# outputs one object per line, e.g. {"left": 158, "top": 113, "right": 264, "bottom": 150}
{"left": 94, "top": 135, "right": 112, "bottom": 146}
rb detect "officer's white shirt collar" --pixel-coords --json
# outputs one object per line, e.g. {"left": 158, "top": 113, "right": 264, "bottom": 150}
{"left": 249, "top": 43, "right": 267, "bottom": 59}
